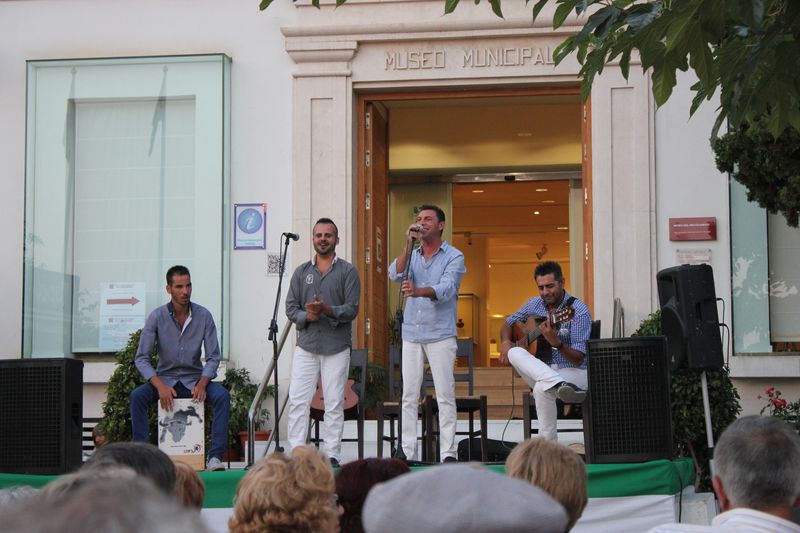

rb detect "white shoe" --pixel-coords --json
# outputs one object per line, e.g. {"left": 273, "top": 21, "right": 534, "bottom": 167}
{"left": 206, "top": 456, "right": 226, "bottom": 471}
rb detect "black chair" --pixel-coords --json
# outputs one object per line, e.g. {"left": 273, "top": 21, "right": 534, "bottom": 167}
{"left": 422, "top": 338, "right": 488, "bottom": 462}
{"left": 376, "top": 345, "right": 403, "bottom": 458}
{"left": 308, "top": 348, "right": 367, "bottom": 459}
{"left": 522, "top": 320, "right": 600, "bottom": 440}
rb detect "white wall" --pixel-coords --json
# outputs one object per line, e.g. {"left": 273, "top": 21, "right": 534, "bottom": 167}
{"left": 655, "top": 70, "right": 731, "bottom": 328}
{"left": 0, "top": 0, "right": 299, "bottom": 395}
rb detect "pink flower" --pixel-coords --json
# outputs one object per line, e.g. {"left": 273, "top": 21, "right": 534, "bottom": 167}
{"left": 765, "top": 387, "right": 775, "bottom": 396}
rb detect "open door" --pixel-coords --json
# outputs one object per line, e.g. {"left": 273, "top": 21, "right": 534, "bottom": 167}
{"left": 581, "top": 98, "right": 594, "bottom": 313}
{"left": 356, "top": 100, "right": 389, "bottom": 365}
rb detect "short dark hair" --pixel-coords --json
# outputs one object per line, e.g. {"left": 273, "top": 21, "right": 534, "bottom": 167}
{"left": 166, "top": 265, "right": 191, "bottom": 286}
{"left": 84, "top": 442, "right": 177, "bottom": 495}
{"left": 314, "top": 217, "right": 339, "bottom": 237}
{"left": 534, "top": 261, "right": 564, "bottom": 281}
{"left": 336, "top": 458, "right": 410, "bottom": 533}
{"left": 417, "top": 204, "right": 445, "bottom": 224}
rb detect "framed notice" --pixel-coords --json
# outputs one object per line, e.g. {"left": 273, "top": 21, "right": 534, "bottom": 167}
{"left": 234, "top": 203, "right": 267, "bottom": 249}
{"left": 158, "top": 398, "right": 205, "bottom": 471}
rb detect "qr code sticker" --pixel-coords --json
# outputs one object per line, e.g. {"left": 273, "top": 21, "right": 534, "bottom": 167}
{"left": 267, "top": 253, "right": 282, "bottom": 276}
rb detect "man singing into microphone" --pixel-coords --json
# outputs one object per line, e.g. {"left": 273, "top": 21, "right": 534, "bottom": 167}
{"left": 286, "top": 218, "right": 361, "bottom": 467}
{"left": 389, "top": 205, "right": 466, "bottom": 463}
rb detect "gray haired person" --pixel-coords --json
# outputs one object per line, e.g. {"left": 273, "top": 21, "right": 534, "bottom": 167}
{"left": 650, "top": 415, "right": 800, "bottom": 532}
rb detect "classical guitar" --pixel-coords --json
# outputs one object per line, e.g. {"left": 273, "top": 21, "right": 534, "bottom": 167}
{"left": 309, "top": 378, "right": 359, "bottom": 417}
{"left": 509, "top": 306, "right": 575, "bottom": 361}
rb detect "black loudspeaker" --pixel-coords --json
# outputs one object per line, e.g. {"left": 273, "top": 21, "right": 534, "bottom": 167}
{"left": 657, "top": 264, "right": 724, "bottom": 370}
{"left": 585, "top": 337, "right": 672, "bottom": 464}
{"left": 0, "top": 358, "right": 84, "bottom": 474}
{"left": 457, "top": 438, "right": 516, "bottom": 463}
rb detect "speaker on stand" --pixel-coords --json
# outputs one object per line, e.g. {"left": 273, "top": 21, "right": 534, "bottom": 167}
{"left": 584, "top": 337, "right": 672, "bottom": 464}
{"left": 657, "top": 264, "right": 724, "bottom": 370}
{"left": 0, "top": 358, "right": 84, "bottom": 474}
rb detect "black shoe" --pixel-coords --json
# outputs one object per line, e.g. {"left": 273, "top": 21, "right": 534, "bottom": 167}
{"left": 330, "top": 457, "right": 340, "bottom": 468}
{"left": 556, "top": 382, "right": 586, "bottom": 404}
{"left": 442, "top": 456, "right": 458, "bottom": 463}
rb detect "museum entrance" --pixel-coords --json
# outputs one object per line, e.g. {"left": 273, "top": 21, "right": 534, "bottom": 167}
{"left": 355, "top": 87, "right": 593, "bottom": 369}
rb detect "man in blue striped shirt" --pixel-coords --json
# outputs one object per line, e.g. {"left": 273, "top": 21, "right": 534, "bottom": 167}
{"left": 499, "top": 261, "right": 592, "bottom": 441}
{"left": 389, "top": 205, "right": 466, "bottom": 462}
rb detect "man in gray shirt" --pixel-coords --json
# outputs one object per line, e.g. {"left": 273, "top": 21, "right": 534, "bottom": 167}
{"left": 131, "top": 265, "right": 230, "bottom": 471}
{"left": 286, "top": 218, "right": 361, "bottom": 466}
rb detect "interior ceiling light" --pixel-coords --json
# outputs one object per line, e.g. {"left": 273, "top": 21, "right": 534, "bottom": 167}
{"left": 533, "top": 211, "right": 540, "bottom": 215}
{"left": 517, "top": 132, "right": 533, "bottom": 137}
{"left": 541, "top": 200, "right": 555, "bottom": 204}
{"left": 565, "top": 240, "right": 570, "bottom": 243}
{"left": 471, "top": 189, "right": 484, "bottom": 193}
{"left": 535, "top": 188, "right": 548, "bottom": 192}
{"left": 557, "top": 226, "right": 568, "bottom": 230}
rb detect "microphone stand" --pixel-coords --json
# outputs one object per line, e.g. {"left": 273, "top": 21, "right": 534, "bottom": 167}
{"left": 268, "top": 233, "right": 295, "bottom": 453}
{"left": 393, "top": 235, "right": 416, "bottom": 460}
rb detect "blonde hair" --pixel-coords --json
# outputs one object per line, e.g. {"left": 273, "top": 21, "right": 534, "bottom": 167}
{"left": 173, "top": 461, "right": 205, "bottom": 510}
{"left": 229, "top": 445, "right": 337, "bottom": 533}
{"left": 506, "top": 438, "right": 588, "bottom": 531}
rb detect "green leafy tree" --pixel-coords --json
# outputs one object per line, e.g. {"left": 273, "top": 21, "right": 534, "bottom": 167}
{"left": 634, "top": 310, "right": 741, "bottom": 490}
{"left": 260, "top": 0, "right": 800, "bottom": 226}
{"left": 714, "top": 118, "right": 800, "bottom": 227}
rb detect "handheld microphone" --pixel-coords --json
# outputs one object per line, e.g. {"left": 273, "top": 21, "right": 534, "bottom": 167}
{"left": 282, "top": 232, "right": 300, "bottom": 242}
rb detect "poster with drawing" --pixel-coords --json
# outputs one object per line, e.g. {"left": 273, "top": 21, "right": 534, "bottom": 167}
{"left": 158, "top": 398, "right": 205, "bottom": 470}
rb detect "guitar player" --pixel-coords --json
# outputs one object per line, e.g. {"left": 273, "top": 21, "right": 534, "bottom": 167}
{"left": 285, "top": 217, "right": 361, "bottom": 467}
{"left": 498, "top": 261, "right": 592, "bottom": 442}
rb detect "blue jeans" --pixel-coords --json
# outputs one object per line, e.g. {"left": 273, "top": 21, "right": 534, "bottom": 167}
{"left": 130, "top": 380, "right": 230, "bottom": 460}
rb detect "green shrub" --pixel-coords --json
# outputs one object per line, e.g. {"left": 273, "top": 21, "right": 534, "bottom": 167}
{"left": 633, "top": 310, "right": 741, "bottom": 490}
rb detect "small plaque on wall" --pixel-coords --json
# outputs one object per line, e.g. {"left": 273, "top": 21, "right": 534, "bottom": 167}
{"left": 669, "top": 217, "right": 716, "bottom": 241}
{"left": 676, "top": 249, "right": 712, "bottom": 265}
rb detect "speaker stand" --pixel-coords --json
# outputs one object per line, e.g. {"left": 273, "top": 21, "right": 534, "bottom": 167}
{"left": 701, "top": 371, "right": 717, "bottom": 477}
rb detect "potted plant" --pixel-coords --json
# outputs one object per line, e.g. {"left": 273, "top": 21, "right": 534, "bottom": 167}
{"left": 633, "top": 310, "right": 741, "bottom": 490}
{"left": 223, "top": 367, "right": 274, "bottom": 457}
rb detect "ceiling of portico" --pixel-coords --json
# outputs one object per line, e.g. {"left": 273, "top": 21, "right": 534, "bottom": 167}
{"left": 384, "top": 93, "right": 581, "bottom": 266}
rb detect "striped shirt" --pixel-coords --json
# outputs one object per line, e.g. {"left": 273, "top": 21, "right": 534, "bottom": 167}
{"left": 505, "top": 290, "right": 591, "bottom": 369}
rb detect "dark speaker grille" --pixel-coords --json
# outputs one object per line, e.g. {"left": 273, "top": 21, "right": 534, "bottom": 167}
{"left": 586, "top": 337, "right": 672, "bottom": 463}
{"left": 0, "top": 358, "right": 83, "bottom": 474}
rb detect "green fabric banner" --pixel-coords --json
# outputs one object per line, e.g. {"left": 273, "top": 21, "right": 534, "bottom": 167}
{"left": 0, "top": 457, "right": 694, "bottom": 508}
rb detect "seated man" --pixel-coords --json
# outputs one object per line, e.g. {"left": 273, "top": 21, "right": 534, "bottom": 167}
{"left": 130, "top": 265, "right": 230, "bottom": 471}
{"left": 498, "top": 261, "right": 592, "bottom": 441}
{"left": 649, "top": 415, "right": 800, "bottom": 532}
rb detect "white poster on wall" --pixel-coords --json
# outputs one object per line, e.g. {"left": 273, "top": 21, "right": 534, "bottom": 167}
{"left": 99, "top": 282, "right": 146, "bottom": 351}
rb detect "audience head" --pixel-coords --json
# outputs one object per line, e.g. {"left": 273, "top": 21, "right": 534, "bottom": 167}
{"left": 92, "top": 422, "right": 107, "bottom": 448}
{"left": 506, "top": 438, "right": 588, "bottom": 530}
{"left": 713, "top": 415, "right": 800, "bottom": 518}
{"left": 84, "top": 441, "right": 176, "bottom": 495}
{"left": 37, "top": 465, "right": 139, "bottom": 501}
{"left": 229, "top": 445, "right": 341, "bottom": 533}
{"left": 0, "top": 486, "right": 38, "bottom": 509}
{"left": 0, "top": 475, "right": 209, "bottom": 533}
{"left": 174, "top": 461, "right": 206, "bottom": 510}
{"left": 362, "top": 463, "right": 568, "bottom": 533}
{"left": 335, "top": 458, "right": 410, "bottom": 533}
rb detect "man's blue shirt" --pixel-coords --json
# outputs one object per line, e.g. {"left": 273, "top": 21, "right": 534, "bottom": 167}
{"left": 389, "top": 241, "right": 466, "bottom": 343}
{"left": 505, "top": 291, "right": 591, "bottom": 369}
{"left": 135, "top": 301, "right": 221, "bottom": 388}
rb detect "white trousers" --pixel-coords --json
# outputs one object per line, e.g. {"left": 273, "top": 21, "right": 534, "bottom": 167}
{"left": 287, "top": 346, "right": 350, "bottom": 460}
{"left": 508, "top": 346, "right": 588, "bottom": 441}
{"left": 401, "top": 337, "right": 457, "bottom": 461}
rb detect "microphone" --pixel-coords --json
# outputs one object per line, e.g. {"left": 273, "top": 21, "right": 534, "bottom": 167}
{"left": 282, "top": 232, "right": 300, "bottom": 242}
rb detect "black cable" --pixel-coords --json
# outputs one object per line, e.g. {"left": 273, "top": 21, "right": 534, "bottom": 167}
{"left": 500, "top": 366, "right": 518, "bottom": 450}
